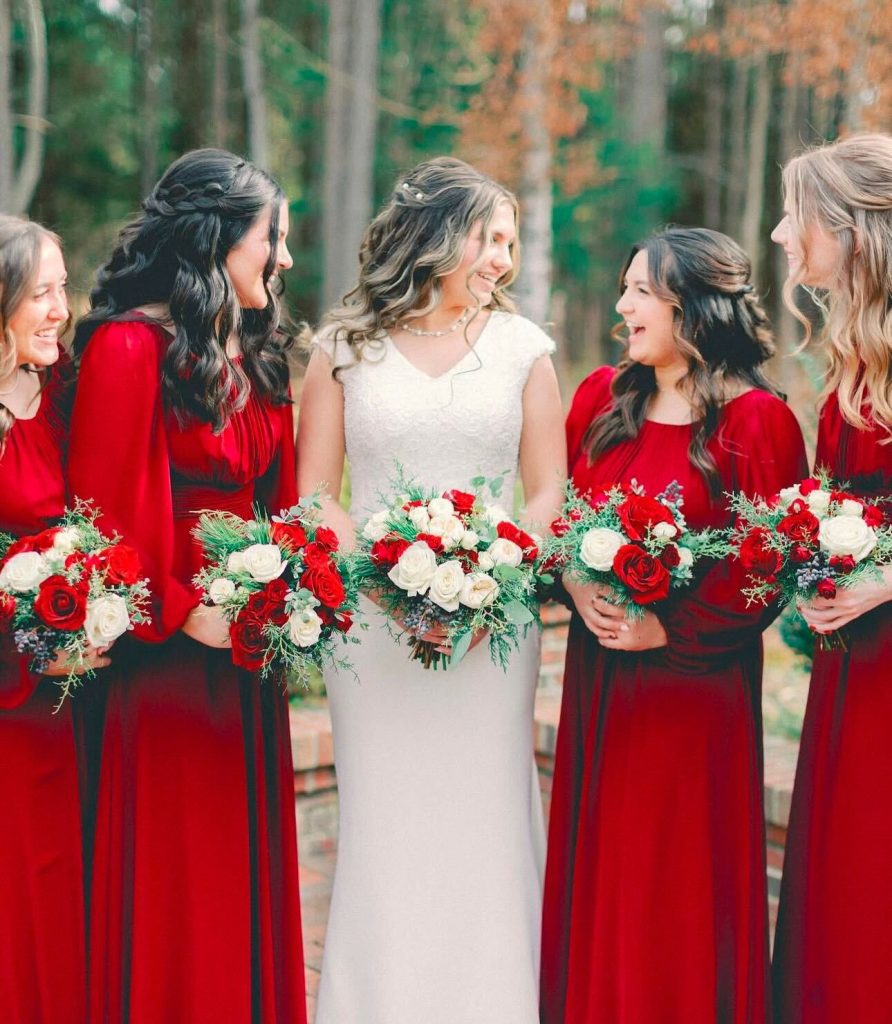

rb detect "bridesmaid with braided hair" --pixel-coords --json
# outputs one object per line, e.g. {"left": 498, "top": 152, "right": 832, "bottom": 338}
{"left": 540, "top": 227, "right": 807, "bottom": 1024}
{"left": 68, "top": 149, "right": 307, "bottom": 1023}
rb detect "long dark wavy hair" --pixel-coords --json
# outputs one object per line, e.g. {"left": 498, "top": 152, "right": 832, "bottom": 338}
{"left": 0, "top": 215, "right": 69, "bottom": 451}
{"left": 585, "top": 227, "right": 780, "bottom": 496}
{"left": 75, "top": 148, "right": 292, "bottom": 432}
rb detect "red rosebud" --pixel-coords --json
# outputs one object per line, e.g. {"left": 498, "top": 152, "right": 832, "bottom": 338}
{"left": 612, "top": 544, "right": 671, "bottom": 604}
{"left": 442, "top": 489, "right": 476, "bottom": 516}
{"left": 314, "top": 526, "right": 340, "bottom": 552}
{"left": 550, "top": 518, "right": 571, "bottom": 537}
{"left": 790, "top": 545, "right": 812, "bottom": 564}
{"left": 33, "top": 575, "right": 88, "bottom": 631}
{"left": 245, "top": 578, "right": 290, "bottom": 626}
{"left": 302, "top": 542, "right": 331, "bottom": 570}
{"left": 0, "top": 592, "right": 16, "bottom": 634}
{"left": 616, "top": 494, "right": 676, "bottom": 542}
{"left": 334, "top": 611, "right": 353, "bottom": 633}
{"left": 416, "top": 533, "right": 444, "bottom": 555}
{"left": 1, "top": 534, "right": 40, "bottom": 563}
{"left": 787, "top": 498, "right": 807, "bottom": 514}
{"left": 739, "top": 528, "right": 784, "bottom": 578}
{"left": 829, "top": 554, "right": 857, "bottom": 573}
{"left": 301, "top": 563, "right": 347, "bottom": 610}
{"left": 777, "top": 508, "right": 820, "bottom": 544}
{"left": 864, "top": 505, "right": 885, "bottom": 528}
{"left": 659, "top": 544, "right": 681, "bottom": 569}
{"left": 830, "top": 489, "right": 856, "bottom": 505}
{"left": 102, "top": 544, "right": 143, "bottom": 586}
{"left": 230, "top": 608, "right": 270, "bottom": 672}
{"left": 496, "top": 521, "right": 538, "bottom": 561}
{"left": 271, "top": 520, "right": 308, "bottom": 553}
{"left": 816, "top": 578, "right": 837, "bottom": 599}
{"left": 568, "top": 508, "right": 584, "bottom": 522}
{"left": 370, "top": 535, "right": 410, "bottom": 568}
{"left": 798, "top": 478, "right": 821, "bottom": 496}
{"left": 402, "top": 499, "right": 425, "bottom": 510}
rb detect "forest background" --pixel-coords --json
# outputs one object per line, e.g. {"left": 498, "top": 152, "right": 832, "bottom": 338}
{"left": 2, "top": 0, "right": 891, "bottom": 431}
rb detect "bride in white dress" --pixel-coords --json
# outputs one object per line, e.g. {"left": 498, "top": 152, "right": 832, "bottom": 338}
{"left": 297, "top": 156, "right": 565, "bottom": 1024}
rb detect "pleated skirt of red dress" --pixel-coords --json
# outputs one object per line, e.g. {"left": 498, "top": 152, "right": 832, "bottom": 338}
{"left": 85, "top": 635, "right": 306, "bottom": 1024}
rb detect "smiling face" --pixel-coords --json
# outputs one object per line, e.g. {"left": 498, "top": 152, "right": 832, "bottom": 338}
{"left": 225, "top": 199, "right": 293, "bottom": 309}
{"left": 438, "top": 199, "right": 516, "bottom": 309}
{"left": 7, "top": 238, "right": 68, "bottom": 369}
{"left": 771, "top": 209, "right": 844, "bottom": 290}
{"left": 615, "top": 249, "right": 685, "bottom": 372}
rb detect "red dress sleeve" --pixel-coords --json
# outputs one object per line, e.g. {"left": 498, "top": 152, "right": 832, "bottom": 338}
{"left": 654, "top": 393, "right": 809, "bottom": 674}
{"left": 254, "top": 397, "right": 298, "bottom": 513}
{"left": 67, "top": 322, "right": 201, "bottom": 642}
{"left": 565, "top": 366, "right": 616, "bottom": 470}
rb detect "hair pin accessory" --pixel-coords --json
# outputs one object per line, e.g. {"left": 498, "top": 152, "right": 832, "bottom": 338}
{"left": 401, "top": 182, "right": 426, "bottom": 202}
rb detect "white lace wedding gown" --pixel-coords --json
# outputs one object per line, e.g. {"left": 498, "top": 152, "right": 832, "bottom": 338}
{"left": 314, "top": 311, "right": 554, "bottom": 1024}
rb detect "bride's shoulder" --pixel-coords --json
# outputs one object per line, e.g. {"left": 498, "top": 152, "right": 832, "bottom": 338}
{"left": 485, "top": 310, "right": 556, "bottom": 370}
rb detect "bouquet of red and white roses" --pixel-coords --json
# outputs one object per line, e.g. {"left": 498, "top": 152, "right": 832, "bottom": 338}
{"left": 193, "top": 500, "right": 359, "bottom": 684}
{"left": 542, "top": 481, "right": 729, "bottom": 616}
{"left": 729, "top": 470, "right": 892, "bottom": 649}
{"left": 0, "top": 502, "right": 152, "bottom": 705}
{"left": 351, "top": 476, "right": 547, "bottom": 670}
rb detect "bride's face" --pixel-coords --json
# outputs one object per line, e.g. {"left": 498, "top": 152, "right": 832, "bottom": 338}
{"left": 437, "top": 200, "right": 516, "bottom": 310}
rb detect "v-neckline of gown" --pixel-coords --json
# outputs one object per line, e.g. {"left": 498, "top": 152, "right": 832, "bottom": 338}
{"left": 384, "top": 310, "right": 497, "bottom": 381}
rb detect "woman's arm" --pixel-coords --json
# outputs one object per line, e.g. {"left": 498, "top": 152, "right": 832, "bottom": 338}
{"left": 518, "top": 354, "right": 566, "bottom": 532}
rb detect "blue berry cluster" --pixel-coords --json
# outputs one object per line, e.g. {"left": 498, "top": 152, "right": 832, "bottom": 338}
{"left": 401, "top": 597, "right": 449, "bottom": 638}
{"left": 13, "top": 626, "right": 56, "bottom": 673}
{"left": 795, "top": 553, "right": 833, "bottom": 592}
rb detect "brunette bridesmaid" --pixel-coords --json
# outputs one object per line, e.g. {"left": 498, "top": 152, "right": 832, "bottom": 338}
{"left": 540, "top": 227, "right": 807, "bottom": 1024}
{"left": 0, "top": 216, "right": 108, "bottom": 1023}
{"left": 68, "top": 150, "right": 307, "bottom": 1023}
{"left": 771, "top": 134, "right": 892, "bottom": 1024}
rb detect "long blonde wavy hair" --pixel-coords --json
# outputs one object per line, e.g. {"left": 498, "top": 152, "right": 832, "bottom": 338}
{"left": 317, "top": 156, "right": 519, "bottom": 369}
{"left": 781, "top": 133, "right": 892, "bottom": 434}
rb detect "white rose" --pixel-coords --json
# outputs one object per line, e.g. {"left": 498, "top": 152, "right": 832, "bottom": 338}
{"left": 427, "top": 497, "right": 455, "bottom": 518}
{"left": 578, "top": 528, "right": 625, "bottom": 572}
{"left": 459, "top": 572, "right": 500, "bottom": 609}
{"left": 477, "top": 551, "right": 495, "bottom": 571}
{"left": 362, "top": 510, "right": 391, "bottom": 542}
{"left": 387, "top": 541, "right": 438, "bottom": 595}
{"left": 778, "top": 485, "right": 802, "bottom": 508}
{"left": 0, "top": 551, "right": 53, "bottom": 592}
{"left": 483, "top": 504, "right": 510, "bottom": 525}
{"left": 806, "top": 489, "right": 832, "bottom": 515}
{"left": 839, "top": 498, "right": 864, "bottom": 517}
{"left": 407, "top": 505, "right": 431, "bottom": 531}
{"left": 652, "top": 521, "right": 678, "bottom": 540}
{"left": 459, "top": 530, "right": 479, "bottom": 551}
{"left": 208, "top": 578, "right": 236, "bottom": 605}
{"left": 240, "top": 544, "right": 287, "bottom": 583}
{"left": 818, "top": 514, "right": 877, "bottom": 562}
{"left": 427, "top": 515, "right": 465, "bottom": 551}
{"left": 488, "top": 537, "right": 523, "bottom": 567}
{"left": 288, "top": 608, "right": 323, "bottom": 648}
{"left": 52, "top": 526, "right": 82, "bottom": 555}
{"left": 84, "top": 594, "right": 131, "bottom": 647}
{"left": 677, "top": 546, "right": 694, "bottom": 568}
{"left": 427, "top": 560, "right": 466, "bottom": 612}
{"left": 227, "top": 551, "right": 247, "bottom": 573}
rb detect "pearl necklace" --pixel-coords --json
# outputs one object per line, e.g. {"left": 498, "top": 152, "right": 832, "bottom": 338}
{"left": 399, "top": 308, "right": 471, "bottom": 338}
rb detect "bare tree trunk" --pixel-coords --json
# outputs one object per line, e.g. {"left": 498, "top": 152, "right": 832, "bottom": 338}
{"left": 9, "top": 0, "right": 47, "bottom": 214}
{"left": 321, "top": 0, "right": 381, "bottom": 310}
{"left": 630, "top": 4, "right": 667, "bottom": 154}
{"left": 740, "top": 51, "right": 771, "bottom": 281}
{"left": 514, "top": 17, "right": 554, "bottom": 327}
{"left": 0, "top": 0, "right": 12, "bottom": 211}
{"left": 241, "top": 0, "right": 268, "bottom": 166}
{"left": 172, "top": 0, "right": 205, "bottom": 152}
{"left": 704, "top": 55, "right": 724, "bottom": 229}
{"left": 136, "top": 0, "right": 161, "bottom": 196}
{"left": 773, "top": 68, "right": 801, "bottom": 383}
{"left": 726, "top": 59, "right": 749, "bottom": 235}
{"left": 844, "top": 0, "right": 871, "bottom": 131}
{"left": 211, "top": 0, "right": 229, "bottom": 148}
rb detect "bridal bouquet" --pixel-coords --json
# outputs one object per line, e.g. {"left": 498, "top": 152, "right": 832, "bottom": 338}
{"left": 728, "top": 470, "right": 892, "bottom": 649}
{"left": 0, "top": 501, "right": 151, "bottom": 705}
{"left": 542, "top": 481, "right": 729, "bottom": 617}
{"left": 351, "top": 477, "right": 546, "bottom": 670}
{"left": 193, "top": 500, "right": 358, "bottom": 684}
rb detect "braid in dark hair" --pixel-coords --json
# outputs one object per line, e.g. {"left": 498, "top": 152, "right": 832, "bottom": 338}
{"left": 76, "top": 148, "right": 292, "bottom": 433}
{"left": 584, "top": 227, "right": 780, "bottom": 498}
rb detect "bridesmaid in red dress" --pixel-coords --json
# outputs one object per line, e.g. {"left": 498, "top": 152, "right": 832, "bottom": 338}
{"left": 68, "top": 150, "right": 307, "bottom": 1023}
{"left": 771, "top": 134, "right": 892, "bottom": 1023}
{"left": 540, "top": 227, "right": 807, "bottom": 1024}
{"left": 0, "top": 217, "right": 110, "bottom": 1023}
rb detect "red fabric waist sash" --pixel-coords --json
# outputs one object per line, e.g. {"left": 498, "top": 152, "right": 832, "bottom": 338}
{"left": 171, "top": 482, "right": 255, "bottom": 521}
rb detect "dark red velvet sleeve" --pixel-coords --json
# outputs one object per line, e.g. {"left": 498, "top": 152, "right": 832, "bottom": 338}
{"left": 67, "top": 322, "right": 200, "bottom": 642}
{"left": 654, "top": 395, "right": 809, "bottom": 674}
{"left": 565, "top": 366, "right": 616, "bottom": 470}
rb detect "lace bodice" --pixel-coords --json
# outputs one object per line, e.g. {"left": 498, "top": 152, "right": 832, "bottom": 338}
{"left": 319, "top": 310, "right": 555, "bottom": 519}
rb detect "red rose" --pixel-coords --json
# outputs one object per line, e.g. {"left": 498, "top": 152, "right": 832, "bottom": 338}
{"left": 2, "top": 534, "right": 40, "bottom": 563}
{"left": 816, "top": 578, "right": 837, "bottom": 599}
{"left": 864, "top": 505, "right": 885, "bottom": 528}
{"left": 550, "top": 518, "right": 571, "bottom": 537}
{"left": 102, "top": 544, "right": 143, "bottom": 586}
{"left": 301, "top": 563, "right": 347, "bottom": 610}
{"left": 247, "top": 579, "right": 290, "bottom": 625}
{"left": 416, "top": 533, "right": 444, "bottom": 555}
{"left": 777, "top": 508, "right": 820, "bottom": 544}
{"left": 370, "top": 535, "right": 410, "bottom": 568}
{"left": 798, "top": 478, "right": 821, "bottom": 496}
{"left": 402, "top": 499, "right": 425, "bottom": 509}
{"left": 790, "top": 545, "right": 812, "bottom": 564}
{"left": 496, "top": 521, "right": 538, "bottom": 561}
{"left": 616, "top": 494, "right": 676, "bottom": 542}
{"left": 302, "top": 542, "right": 331, "bottom": 570}
{"left": 443, "top": 489, "right": 476, "bottom": 516}
{"left": 270, "top": 521, "right": 308, "bottom": 553}
{"left": 314, "top": 526, "right": 340, "bottom": 552}
{"left": 333, "top": 611, "right": 353, "bottom": 633}
{"left": 830, "top": 489, "right": 857, "bottom": 505}
{"left": 568, "top": 508, "right": 584, "bottom": 521}
{"left": 612, "top": 545, "right": 671, "bottom": 604}
{"left": 0, "top": 592, "right": 16, "bottom": 633}
{"left": 33, "top": 575, "right": 88, "bottom": 631}
{"left": 738, "top": 528, "right": 783, "bottom": 579}
{"left": 659, "top": 544, "right": 681, "bottom": 569}
{"left": 230, "top": 608, "right": 269, "bottom": 672}
{"left": 829, "top": 554, "right": 856, "bottom": 573}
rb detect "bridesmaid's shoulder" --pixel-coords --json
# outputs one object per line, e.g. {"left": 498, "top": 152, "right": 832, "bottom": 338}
{"left": 571, "top": 365, "right": 617, "bottom": 414}
{"left": 79, "top": 317, "right": 170, "bottom": 371}
{"left": 724, "top": 387, "right": 804, "bottom": 441}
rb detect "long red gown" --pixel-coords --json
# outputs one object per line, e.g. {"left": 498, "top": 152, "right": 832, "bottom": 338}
{"left": 68, "top": 320, "right": 307, "bottom": 1024}
{"left": 772, "top": 392, "right": 892, "bottom": 1023}
{"left": 0, "top": 364, "right": 86, "bottom": 1024}
{"left": 540, "top": 366, "right": 808, "bottom": 1024}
